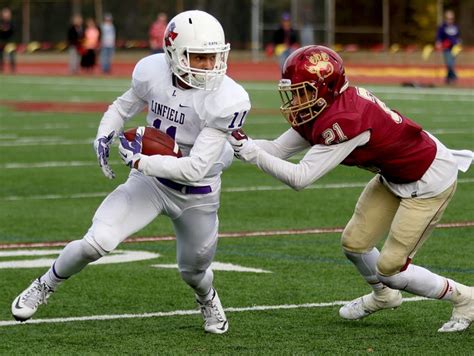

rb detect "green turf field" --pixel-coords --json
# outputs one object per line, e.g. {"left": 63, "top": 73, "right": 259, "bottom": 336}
{"left": 0, "top": 75, "right": 473, "bottom": 354}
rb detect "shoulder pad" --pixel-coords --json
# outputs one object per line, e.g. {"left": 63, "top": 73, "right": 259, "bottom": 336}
{"left": 199, "top": 77, "right": 251, "bottom": 132}
{"left": 132, "top": 54, "right": 168, "bottom": 99}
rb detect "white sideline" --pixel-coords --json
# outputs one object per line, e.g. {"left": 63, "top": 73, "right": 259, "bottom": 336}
{"left": 0, "top": 296, "right": 428, "bottom": 327}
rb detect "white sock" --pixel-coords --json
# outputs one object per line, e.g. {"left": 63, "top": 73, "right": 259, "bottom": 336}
{"left": 196, "top": 287, "right": 215, "bottom": 303}
{"left": 344, "top": 248, "right": 385, "bottom": 291}
{"left": 41, "top": 239, "right": 102, "bottom": 290}
{"left": 40, "top": 262, "right": 67, "bottom": 290}
{"left": 377, "top": 264, "right": 463, "bottom": 300}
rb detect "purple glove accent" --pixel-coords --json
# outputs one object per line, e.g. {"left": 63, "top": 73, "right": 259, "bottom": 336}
{"left": 95, "top": 131, "right": 115, "bottom": 179}
{"left": 118, "top": 127, "right": 144, "bottom": 168}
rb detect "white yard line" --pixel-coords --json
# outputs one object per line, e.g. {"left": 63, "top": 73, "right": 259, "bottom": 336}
{"left": 0, "top": 296, "right": 429, "bottom": 327}
{"left": 2, "top": 178, "right": 473, "bottom": 202}
{"left": 1, "top": 127, "right": 472, "bottom": 148}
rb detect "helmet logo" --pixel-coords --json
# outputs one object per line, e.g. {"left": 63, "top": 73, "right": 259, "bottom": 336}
{"left": 305, "top": 52, "right": 334, "bottom": 80}
{"left": 164, "top": 22, "right": 178, "bottom": 47}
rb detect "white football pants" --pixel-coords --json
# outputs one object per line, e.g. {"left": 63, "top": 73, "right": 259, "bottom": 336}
{"left": 57, "top": 170, "right": 221, "bottom": 294}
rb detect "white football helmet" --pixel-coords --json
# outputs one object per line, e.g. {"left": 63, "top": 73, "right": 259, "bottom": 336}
{"left": 163, "top": 10, "right": 230, "bottom": 91}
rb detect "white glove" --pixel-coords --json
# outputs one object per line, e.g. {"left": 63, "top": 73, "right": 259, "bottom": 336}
{"left": 228, "top": 129, "right": 259, "bottom": 164}
{"left": 118, "top": 126, "right": 144, "bottom": 169}
{"left": 94, "top": 131, "right": 116, "bottom": 179}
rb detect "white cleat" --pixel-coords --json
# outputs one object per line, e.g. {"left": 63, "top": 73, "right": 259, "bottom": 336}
{"left": 438, "top": 287, "right": 473, "bottom": 333}
{"left": 197, "top": 288, "right": 228, "bottom": 334}
{"left": 339, "top": 289, "right": 402, "bottom": 320}
{"left": 11, "top": 278, "right": 54, "bottom": 322}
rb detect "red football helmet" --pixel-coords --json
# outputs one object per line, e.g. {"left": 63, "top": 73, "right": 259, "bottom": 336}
{"left": 278, "top": 45, "right": 349, "bottom": 127}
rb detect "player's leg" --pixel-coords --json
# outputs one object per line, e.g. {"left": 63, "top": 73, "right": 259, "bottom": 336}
{"left": 375, "top": 182, "right": 473, "bottom": 332}
{"left": 172, "top": 204, "right": 228, "bottom": 334}
{"left": 12, "top": 173, "right": 162, "bottom": 321}
{"left": 339, "top": 176, "right": 403, "bottom": 320}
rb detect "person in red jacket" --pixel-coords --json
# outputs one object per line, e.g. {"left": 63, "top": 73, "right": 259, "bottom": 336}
{"left": 148, "top": 12, "right": 168, "bottom": 54}
{"left": 230, "top": 45, "right": 473, "bottom": 333}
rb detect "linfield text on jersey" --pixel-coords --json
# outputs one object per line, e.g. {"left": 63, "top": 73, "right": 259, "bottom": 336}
{"left": 150, "top": 99, "right": 186, "bottom": 124}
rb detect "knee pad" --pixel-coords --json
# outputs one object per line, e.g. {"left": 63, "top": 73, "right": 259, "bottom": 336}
{"left": 60, "top": 239, "right": 102, "bottom": 262}
{"left": 376, "top": 249, "right": 407, "bottom": 276}
{"left": 84, "top": 221, "right": 122, "bottom": 254}
{"left": 53, "top": 238, "right": 103, "bottom": 278}
{"left": 341, "top": 228, "right": 372, "bottom": 254}
{"left": 179, "top": 268, "right": 212, "bottom": 290}
{"left": 177, "top": 241, "right": 216, "bottom": 289}
{"left": 77, "top": 239, "right": 103, "bottom": 262}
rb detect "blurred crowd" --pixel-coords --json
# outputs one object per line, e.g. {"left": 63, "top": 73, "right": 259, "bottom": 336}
{"left": 0, "top": 7, "right": 465, "bottom": 85}
{"left": 65, "top": 11, "right": 169, "bottom": 75}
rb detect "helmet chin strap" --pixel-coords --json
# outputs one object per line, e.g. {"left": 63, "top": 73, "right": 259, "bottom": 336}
{"left": 173, "top": 74, "right": 192, "bottom": 90}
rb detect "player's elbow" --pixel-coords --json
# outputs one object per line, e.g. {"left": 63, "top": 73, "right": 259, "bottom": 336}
{"left": 286, "top": 165, "right": 314, "bottom": 191}
{"left": 284, "top": 174, "right": 312, "bottom": 191}
{"left": 288, "top": 180, "right": 310, "bottom": 191}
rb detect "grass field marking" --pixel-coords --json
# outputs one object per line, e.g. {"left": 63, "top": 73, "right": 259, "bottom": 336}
{"left": 151, "top": 262, "right": 272, "bottom": 274}
{"left": 0, "top": 250, "right": 160, "bottom": 269}
{"left": 0, "top": 138, "right": 93, "bottom": 147}
{"left": 0, "top": 123, "right": 98, "bottom": 131}
{"left": 0, "top": 221, "right": 472, "bottom": 250}
{"left": 2, "top": 161, "right": 99, "bottom": 169}
{"left": 0, "top": 296, "right": 429, "bottom": 327}
{"left": 2, "top": 127, "right": 472, "bottom": 148}
{"left": 2, "top": 177, "right": 473, "bottom": 201}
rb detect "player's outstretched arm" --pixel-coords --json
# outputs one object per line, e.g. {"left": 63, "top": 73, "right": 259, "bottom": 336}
{"left": 229, "top": 128, "right": 310, "bottom": 161}
{"left": 230, "top": 130, "right": 370, "bottom": 190}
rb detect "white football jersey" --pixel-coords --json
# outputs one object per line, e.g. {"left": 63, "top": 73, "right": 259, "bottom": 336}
{"left": 96, "top": 53, "right": 250, "bottom": 186}
{"left": 132, "top": 54, "right": 250, "bottom": 155}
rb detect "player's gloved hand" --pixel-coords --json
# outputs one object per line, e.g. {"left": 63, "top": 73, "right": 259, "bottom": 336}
{"left": 228, "top": 129, "right": 259, "bottom": 164}
{"left": 94, "top": 131, "right": 116, "bottom": 179}
{"left": 118, "top": 126, "right": 144, "bottom": 169}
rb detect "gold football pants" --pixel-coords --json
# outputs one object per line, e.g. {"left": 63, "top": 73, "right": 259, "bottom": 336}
{"left": 341, "top": 175, "right": 456, "bottom": 275}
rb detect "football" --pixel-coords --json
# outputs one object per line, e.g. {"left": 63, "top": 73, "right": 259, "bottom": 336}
{"left": 124, "top": 127, "right": 182, "bottom": 157}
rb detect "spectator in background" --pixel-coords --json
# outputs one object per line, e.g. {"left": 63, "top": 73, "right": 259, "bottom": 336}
{"left": 81, "top": 17, "right": 100, "bottom": 72}
{"left": 272, "top": 12, "right": 299, "bottom": 69}
{"left": 0, "top": 7, "right": 16, "bottom": 73}
{"left": 100, "top": 13, "right": 116, "bottom": 74}
{"left": 149, "top": 12, "right": 167, "bottom": 54}
{"left": 67, "top": 14, "right": 84, "bottom": 74}
{"left": 435, "top": 10, "right": 461, "bottom": 85}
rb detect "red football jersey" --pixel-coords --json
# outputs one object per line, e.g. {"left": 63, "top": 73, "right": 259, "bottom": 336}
{"left": 293, "top": 87, "right": 437, "bottom": 183}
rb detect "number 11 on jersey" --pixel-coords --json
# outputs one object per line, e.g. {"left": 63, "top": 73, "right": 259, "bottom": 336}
{"left": 228, "top": 111, "right": 248, "bottom": 129}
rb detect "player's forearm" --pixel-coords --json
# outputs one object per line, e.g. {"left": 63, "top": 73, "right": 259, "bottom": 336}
{"left": 96, "top": 89, "right": 147, "bottom": 138}
{"left": 138, "top": 127, "right": 228, "bottom": 182}
{"left": 254, "top": 149, "right": 338, "bottom": 190}
{"left": 137, "top": 154, "right": 209, "bottom": 182}
{"left": 253, "top": 131, "right": 371, "bottom": 190}
{"left": 254, "top": 128, "right": 309, "bottom": 159}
